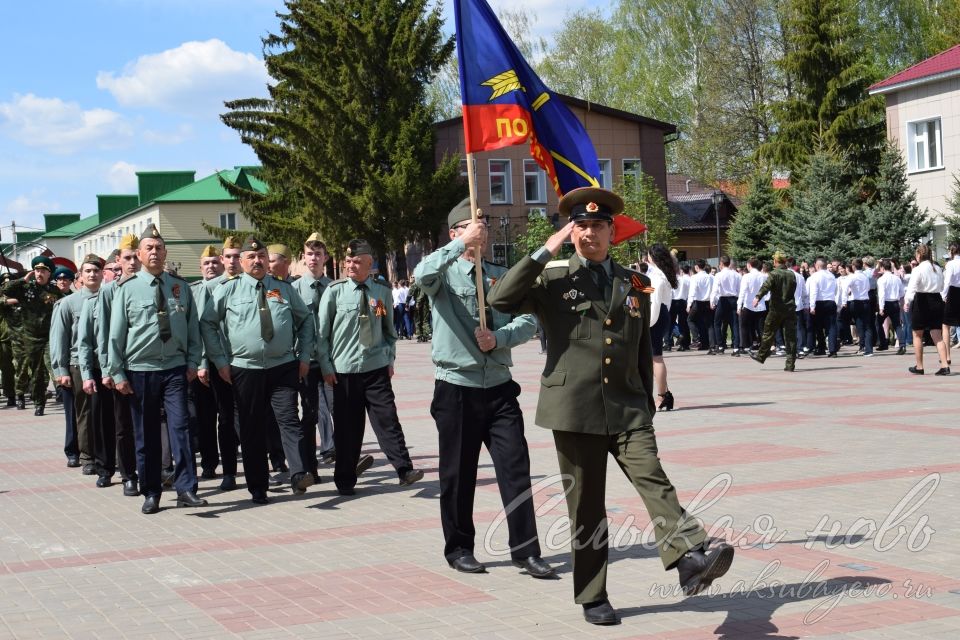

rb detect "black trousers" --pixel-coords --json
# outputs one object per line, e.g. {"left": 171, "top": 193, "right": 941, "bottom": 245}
{"left": 231, "top": 361, "right": 305, "bottom": 495}
{"left": 431, "top": 379, "right": 540, "bottom": 562}
{"left": 850, "top": 299, "right": 875, "bottom": 354}
{"left": 89, "top": 371, "right": 116, "bottom": 477}
{"left": 739, "top": 309, "right": 765, "bottom": 350}
{"left": 713, "top": 296, "right": 739, "bottom": 349}
{"left": 689, "top": 301, "right": 714, "bottom": 349}
{"left": 112, "top": 389, "right": 136, "bottom": 481}
{"left": 878, "top": 301, "right": 902, "bottom": 349}
{"left": 668, "top": 299, "right": 689, "bottom": 347}
{"left": 332, "top": 366, "right": 413, "bottom": 491}
{"left": 813, "top": 301, "right": 839, "bottom": 354}
{"left": 208, "top": 368, "right": 239, "bottom": 476}
{"left": 190, "top": 377, "right": 217, "bottom": 472}
{"left": 299, "top": 366, "right": 335, "bottom": 479}
{"left": 70, "top": 366, "right": 94, "bottom": 465}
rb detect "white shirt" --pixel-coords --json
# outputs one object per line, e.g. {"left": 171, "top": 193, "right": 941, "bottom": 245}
{"left": 942, "top": 256, "right": 960, "bottom": 299}
{"left": 807, "top": 269, "right": 838, "bottom": 305}
{"left": 737, "top": 269, "right": 768, "bottom": 312}
{"left": 846, "top": 271, "right": 870, "bottom": 302}
{"left": 687, "top": 270, "right": 713, "bottom": 306}
{"left": 392, "top": 287, "right": 407, "bottom": 306}
{"left": 793, "top": 270, "right": 808, "bottom": 310}
{"left": 673, "top": 273, "right": 690, "bottom": 301}
{"left": 646, "top": 264, "right": 673, "bottom": 326}
{"left": 710, "top": 267, "right": 741, "bottom": 304}
{"left": 905, "top": 261, "right": 944, "bottom": 303}
{"left": 876, "top": 272, "right": 904, "bottom": 303}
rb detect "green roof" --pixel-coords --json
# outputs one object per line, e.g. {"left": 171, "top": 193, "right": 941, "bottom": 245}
{"left": 44, "top": 214, "right": 102, "bottom": 238}
{"left": 97, "top": 195, "right": 140, "bottom": 222}
{"left": 155, "top": 167, "right": 267, "bottom": 202}
{"left": 137, "top": 171, "right": 196, "bottom": 204}
{"left": 44, "top": 213, "right": 82, "bottom": 232}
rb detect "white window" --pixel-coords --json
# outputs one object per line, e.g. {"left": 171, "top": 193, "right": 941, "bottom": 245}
{"left": 907, "top": 117, "right": 942, "bottom": 172}
{"left": 523, "top": 160, "right": 546, "bottom": 203}
{"left": 598, "top": 159, "right": 612, "bottom": 189}
{"left": 528, "top": 207, "right": 547, "bottom": 218}
{"left": 459, "top": 157, "right": 477, "bottom": 179}
{"left": 489, "top": 159, "right": 512, "bottom": 204}
{"left": 622, "top": 159, "right": 641, "bottom": 186}
{"left": 219, "top": 212, "right": 237, "bottom": 230}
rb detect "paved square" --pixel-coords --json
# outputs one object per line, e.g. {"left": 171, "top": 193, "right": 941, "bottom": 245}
{"left": 2, "top": 341, "right": 959, "bottom": 638}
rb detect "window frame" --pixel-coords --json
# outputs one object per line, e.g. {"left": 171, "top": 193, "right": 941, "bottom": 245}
{"left": 905, "top": 116, "right": 943, "bottom": 174}
{"left": 523, "top": 159, "right": 546, "bottom": 204}
{"left": 622, "top": 158, "right": 642, "bottom": 185}
{"left": 219, "top": 212, "right": 237, "bottom": 230}
{"left": 598, "top": 159, "right": 612, "bottom": 189}
{"left": 488, "top": 159, "right": 512, "bottom": 205}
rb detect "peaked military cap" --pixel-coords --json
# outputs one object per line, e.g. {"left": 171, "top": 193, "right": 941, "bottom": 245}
{"left": 448, "top": 196, "right": 482, "bottom": 228}
{"left": 200, "top": 245, "right": 220, "bottom": 259}
{"left": 141, "top": 223, "right": 163, "bottom": 241}
{"left": 241, "top": 235, "right": 265, "bottom": 252}
{"left": 223, "top": 236, "right": 242, "bottom": 250}
{"left": 118, "top": 234, "right": 139, "bottom": 251}
{"left": 31, "top": 255, "right": 54, "bottom": 271}
{"left": 81, "top": 253, "right": 104, "bottom": 269}
{"left": 345, "top": 239, "right": 372, "bottom": 257}
{"left": 52, "top": 266, "right": 74, "bottom": 280}
{"left": 267, "top": 244, "right": 291, "bottom": 260}
{"left": 560, "top": 187, "right": 623, "bottom": 222}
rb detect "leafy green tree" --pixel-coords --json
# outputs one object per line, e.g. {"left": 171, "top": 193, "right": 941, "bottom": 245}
{"left": 219, "top": 0, "right": 461, "bottom": 275}
{"left": 727, "top": 172, "right": 782, "bottom": 262}
{"left": 773, "top": 149, "right": 863, "bottom": 261}
{"left": 944, "top": 174, "right": 960, "bottom": 247}
{"left": 859, "top": 142, "right": 931, "bottom": 261}
{"left": 610, "top": 173, "right": 675, "bottom": 265}
{"left": 513, "top": 214, "right": 560, "bottom": 259}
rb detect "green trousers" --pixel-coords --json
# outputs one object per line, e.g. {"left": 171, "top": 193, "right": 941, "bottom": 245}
{"left": 756, "top": 308, "right": 797, "bottom": 369}
{"left": 14, "top": 333, "right": 49, "bottom": 405}
{"left": 553, "top": 427, "right": 707, "bottom": 604}
{"left": 0, "top": 320, "right": 14, "bottom": 399}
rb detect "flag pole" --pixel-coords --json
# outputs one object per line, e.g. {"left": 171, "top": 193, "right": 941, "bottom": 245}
{"left": 464, "top": 150, "right": 487, "bottom": 331}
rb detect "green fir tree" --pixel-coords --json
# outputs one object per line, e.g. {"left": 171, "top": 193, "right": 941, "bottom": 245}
{"left": 944, "top": 174, "right": 960, "bottom": 247}
{"left": 726, "top": 172, "right": 782, "bottom": 262}
{"left": 610, "top": 172, "right": 675, "bottom": 265}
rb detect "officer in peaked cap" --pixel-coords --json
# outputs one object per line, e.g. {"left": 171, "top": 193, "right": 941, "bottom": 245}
{"left": 488, "top": 186, "right": 733, "bottom": 625}
{"left": 200, "top": 234, "right": 316, "bottom": 504}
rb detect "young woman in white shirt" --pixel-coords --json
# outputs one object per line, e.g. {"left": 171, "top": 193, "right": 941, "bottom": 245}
{"left": 645, "top": 244, "right": 680, "bottom": 410}
{"left": 904, "top": 244, "right": 949, "bottom": 375}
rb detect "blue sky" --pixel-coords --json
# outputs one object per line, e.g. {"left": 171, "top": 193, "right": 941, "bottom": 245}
{"left": 0, "top": 0, "right": 606, "bottom": 241}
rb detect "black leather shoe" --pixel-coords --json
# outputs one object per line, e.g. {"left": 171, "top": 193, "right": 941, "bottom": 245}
{"left": 677, "top": 542, "right": 734, "bottom": 596}
{"left": 337, "top": 486, "right": 356, "bottom": 496}
{"left": 176, "top": 491, "right": 208, "bottom": 508}
{"left": 512, "top": 556, "right": 557, "bottom": 579}
{"left": 141, "top": 496, "right": 160, "bottom": 514}
{"left": 95, "top": 475, "right": 112, "bottom": 488}
{"left": 935, "top": 367, "right": 951, "bottom": 376}
{"left": 251, "top": 490, "right": 269, "bottom": 504}
{"left": 81, "top": 463, "right": 96, "bottom": 475}
{"left": 448, "top": 554, "right": 486, "bottom": 573}
{"left": 291, "top": 472, "right": 315, "bottom": 495}
{"left": 123, "top": 479, "right": 139, "bottom": 497}
{"left": 827, "top": 352, "right": 838, "bottom": 358}
{"left": 66, "top": 455, "right": 80, "bottom": 468}
{"left": 897, "top": 347, "right": 906, "bottom": 355}
{"left": 33, "top": 405, "right": 44, "bottom": 416}
{"left": 356, "top": 454, "right": 374, "bottom": 476}
{"left": 161, "top": 467, "right": 175, "bottom": 488}
{"left": 582, "top": 599, "right": 619, "bottom": 625}
{"left": 16, "top": 395, "right": 25, "bottom": 410}
{"left": 269, "top": 470, "right": 289, "bottom": 486}
{"left": 319, "top": 449, "right": 336, "bottom": 464}
{"left": 750, "top": 352, "right": 764, "bottom": 364}
{"left": 399, "top": 468, "right": 424, "bottom": 486}
{"left": 219, "top": 474, "right": 237, "bottom": 491}
{"left": 909, "top": 366, "right": 924, "bottom": 375}
{"left": 200, "top": 468, "right": 217, "bottom": 480}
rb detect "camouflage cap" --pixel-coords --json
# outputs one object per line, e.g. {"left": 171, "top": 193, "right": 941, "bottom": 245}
{"left": 345, "top": 239, "right": 373, "bottom": 257}
{"left": 199, "top": 245, "right": 220, "bottom": 259}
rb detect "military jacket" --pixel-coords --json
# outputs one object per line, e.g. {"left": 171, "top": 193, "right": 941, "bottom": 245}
{"left": 108, "top": 270, "right": 202, "bottom": 383}
{"left": 756, "top": 267, "right": 797, "bottom": 312}
{"left": 77, "top": 289, "right": 102, "bottom": 381}
{"left": 49, "top": 288, "right": 93, "bottom": 377}
{"left": 201, "top": 272, "right": 313, "bottom": 371}
{"left": 487, "top": 253, "right": 656, "bottom": 434}
{"left": 1, "top": 277, "right": 63, "bottom": 334}
{"left": 413, "top": 237, "right": 535, "bottom": 388}
{"left": 316, "top": 276, "right": 396, "bottom": 376}
{"left": 291, "top": 271, "right": 332, "bottom": 364}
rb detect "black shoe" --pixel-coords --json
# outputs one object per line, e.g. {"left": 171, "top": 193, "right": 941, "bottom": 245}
{"left": 512, "top": 556, "right": 557, "bottom": 579}
{"left": 657, "top": 391, "right": 674, "bottom": 411}
{"left": 66, "top": 455, "right": 80, "bottom": 468}
{"left": 176, "top": 491, "right": 208, "bottom": 508}
{"left": 827, "top": 352, "right": 838, "bottom": 358}
{"left": 16, "top": 395, "right": 25, "bottom": 410}
{"left": 399, "top": 468, "right": 424, "bottom": 486}
{"left": 95, "top": 475, "right": 112, "bottom": 488}
{"left": 291, "top": 472, "right": 315, "bottom": 495}
{"left": 319, "top": 449, "right": 336, "bottom": 464}
{"left": 935, "top": 367, "right": 951, "bottom": 376}
{"left": 33, "top": 405, "right": 44, "bottom": 416}
{"left": 123, "top": 479, "right": 139, "bottom": 497}
{"left": 269, "top": 470, "right": 289, "bottom": 486}
{"left": 219, "top": 474, "right": 237, "bottom": 491}
{"left": 897, "top": 347, "right": 906, "bottom": 355}
{"left": 271, "top": 463, "right": 289, "bottom": 473}
{"left": 356, "top": 454, "right": 374, "bottom": 476}
{"left": 200, "top": 468, "right": 217, "bottom": 480}
{"left": 909, "top": 366, "right": 924, "bottom": 375}
{"left": 750, "top": 353, "right": 764, "bottom": 364}
{"left": 336, "top": 486, "right": 356, "bottom": 496}
{"left": 141, "top": 496, "right": 160, "bottom": 514}
{"left": 81, "top": 463, "right": 96, "bottom": 476}
{"left": 677, "top": 542, "right": 735, "bottom": 596}
{"left": 251, "top": 490, "right": 269, "bottom": 505}
{"left": 448, "top": 554, "right": 486, "bottom": 573}
{"left": 582, "top": 599, "right": 619, "bottom": 625}
{"left": 161, "top": 467, "right": 175, "bottom": 488}
{"left": 784, "top": 365, "right": 795, "bottom": 372}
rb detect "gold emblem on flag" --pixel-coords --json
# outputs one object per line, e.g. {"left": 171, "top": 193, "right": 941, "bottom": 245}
{"left": 482, "top": 70, "right": 525, "bottom": 100}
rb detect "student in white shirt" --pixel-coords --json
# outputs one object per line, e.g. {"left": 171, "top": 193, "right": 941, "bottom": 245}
{"left": 670, "top": 265, "right": 692, "bottom": 351}
{"left": 941, "top": 243, "right": 960, "bottom": 366}
{"left": 710, "top": 256, "right": 741, "bottom": 354}
{"left": 646, "top": 244, "right": 680, "bottom": 411}
{"left": 807, "top": 257, "right": 839, "bottom": 356}
{"left": 876, "top": 259, "right": 906, "bottom": 353}
{"left": 686, "top": 259, "right": 715, "bottom": 352}
{"left": 904, "top": 244, "right": 949, "bottom": 375}
{"left": 737, "top": 258, "right": 767, "bottom": 353}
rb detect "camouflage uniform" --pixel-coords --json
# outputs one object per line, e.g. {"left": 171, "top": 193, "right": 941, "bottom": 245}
{"left": 409, "top": 281, "right": 432, "bottom": 342}
{"left": 1, "top": 277, "right": 64, "bottom": 406}
{"left": 0, "top": 274, "right": 19, "bottom": 402}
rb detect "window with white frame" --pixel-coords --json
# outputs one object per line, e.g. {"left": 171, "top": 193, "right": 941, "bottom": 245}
{"left": 489, "top": 159, "right": 512, "bottom": 204}
{"left": 598, "top": 159, "right": 612, "bottom": 189}
{"left": 219, "top": 212, "right": 237, "bottom": 230}
{"left": 622, "top": 159, "right": 641, "bottom": 186}
{"left": 523, "top": 160, "right": 546, "bottom": 203}
{"left": 907, "top": 117, "right": 942, "bottom": 172}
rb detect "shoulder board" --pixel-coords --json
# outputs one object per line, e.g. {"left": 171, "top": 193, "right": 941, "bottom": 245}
{"left": 168, "top": 273, "right": 188, "bottom": 282}
{"left": 116, "top": 274, "right": 136, "bottom": 287}
{"left": 545, "top": 260, "right": 568, "bottom": 269}
{"left": 289, "top": 275, "right": 301, "bottom": 282}
{"left": 327, "top": 278, "right": 350, "bottom": 288}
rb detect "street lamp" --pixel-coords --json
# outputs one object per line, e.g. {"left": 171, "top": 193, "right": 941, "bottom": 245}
{"left": 499, "top": 215, "right": 509, "bottom": 265}
{"left": 711, "top": 190, "right": 723, "bottom": 263}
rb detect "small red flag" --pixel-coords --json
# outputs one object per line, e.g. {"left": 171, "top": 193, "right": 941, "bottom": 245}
{"left": 612, "top": 215, "right": 647, "bottom": 245}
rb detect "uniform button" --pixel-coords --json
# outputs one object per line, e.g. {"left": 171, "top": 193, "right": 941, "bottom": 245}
{"left": 605, "top": 338, "right": 612, "bottom": 345}
{"left": 603, "top": 377, "right": 609, "bottom": 384}
{"left": 604, "top": 357, "right": 611, "bottom": 364}
{"left": 605, "top": 319, "right": 612, "bottom": 325}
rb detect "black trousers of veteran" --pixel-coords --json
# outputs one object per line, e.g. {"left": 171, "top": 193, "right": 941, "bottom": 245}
{"left": 89, "top": 371, "right": 116, "bottom": 478}
{"left": 190, "top": 369, "right": 238, "bottom": 477}
{"left": 333, "top": 366, "right": 414, "bottom": 491}
{"left": 432, "top": 379, "right": 541, "bottom": 562}
{"left": 112, "top": 389, "right": 137, "bottom": 481}
{"left": 208, "top": 367, "right": 239, "bottom": 477}
{"left": 231, "top": 360, "right": 305, "bottom": 495}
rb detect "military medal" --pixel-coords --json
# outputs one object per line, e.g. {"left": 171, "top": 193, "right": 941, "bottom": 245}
{"left": 626, "top": 295, "right": 641, "bottom": 317}
{"left": 371, "top": 298, "right": 386, "bottom": 317}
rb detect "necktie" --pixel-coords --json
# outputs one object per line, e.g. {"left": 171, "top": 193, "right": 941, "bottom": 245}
{"left": 357, "top": 283, "right": 373, "bottom": 347}
{"left": 257, "top": 281, "right": 274, "bottom": 342}
{"left": 590, "top": 264, "right": 610, "bottom": 304}
{"left": 311, "top": 280, "right": 321, "bottom": 309}
{"left": 154, "top": 277, "right": 172, "bottom": 342}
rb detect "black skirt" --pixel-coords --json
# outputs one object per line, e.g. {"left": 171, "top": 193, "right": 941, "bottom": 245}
{"left": 911, "top": 292, "right": 945, "bottom": 331}
{"left": 943, "top": 286, "right": 960, "bottom": 326}
{"left": 650, "top": 303, "right": 670, "bottom": 357}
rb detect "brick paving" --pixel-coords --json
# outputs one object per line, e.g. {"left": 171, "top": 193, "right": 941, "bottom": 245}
{"left": 2, "top": 340, "right": 959, "bottom": 638}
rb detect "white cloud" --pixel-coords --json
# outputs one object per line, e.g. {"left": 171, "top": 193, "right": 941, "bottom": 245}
{"left": 96, "top": 39, "right": 270, "bottom": 114}
{"left": 2, "top": 192, "right": 61, "bottom": 233}
{"left": 106, "top": 161, "right": 139, "bottom": 192}
{"left": 143, "top": 123, "right": 194, "bottom": 145}
{"left": 0, "top": 93, "right": 133, "bottom": 154}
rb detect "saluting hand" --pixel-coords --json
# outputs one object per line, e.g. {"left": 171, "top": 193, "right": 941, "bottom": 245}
{"left": 544, "top": 221, "right": 574, "bottom": 257}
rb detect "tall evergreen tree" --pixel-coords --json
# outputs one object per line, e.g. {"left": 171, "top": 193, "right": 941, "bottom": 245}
{"left": 219, "top": 0, "right": 461, "bottom": 273}
{"left": 944, "top": 174, "right": 960, "bottom": 247}
{"left": 727, "top": 172, "right": 782, "bottom": 262}
{"left": 760, "top": 0, "right": 885, "bottom": 180}
{"left": 773, "top": 149, "right": 862, "bottom": 261}
{"left": 859, "top": 142, "right": 931, "bottom": 261}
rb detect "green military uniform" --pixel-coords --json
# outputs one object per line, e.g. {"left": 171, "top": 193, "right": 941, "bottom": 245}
{"left": 1, "top": 264, "right": 64, "bottom": 408}
{"left": 0, "top": 273, "right": 18, "bottom": 404}
{"left": 50, "top": 288, "right": 95, "bottom": 459}
{"left": 753, "top": 264, "right": 798, "bottom": 371}
{"left": 408, "top": 280, "right": 432, "bottom": 342}
{"left": 487, "top": 188, "right": 711, "bottom": 609}
{"left": 292, "top": 269, "right": 335, "bottom": 465}
{"left": 317, "top": 277, "right": 397, "bottom": 376}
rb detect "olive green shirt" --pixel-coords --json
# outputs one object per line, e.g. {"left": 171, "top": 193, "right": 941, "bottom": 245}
{"left": 291, "top": 270, "right": 332, "bottom": 364}
{"left": 77, "top": 289, "right": 102, "bottom": 381}
{"left": 1, "top": 277, "right": 63, "bottom": 335}
{"left": 755, "top": 266, "right": 797, "bottom": 312}
{"left": 316, "top": 276, "right": 396, "bottom": 376}
{"left": 413, "top": 237, "right": 535, "bottom": 388}
{"left": 49, "top": 287, "right": 93, "bottom": 377}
